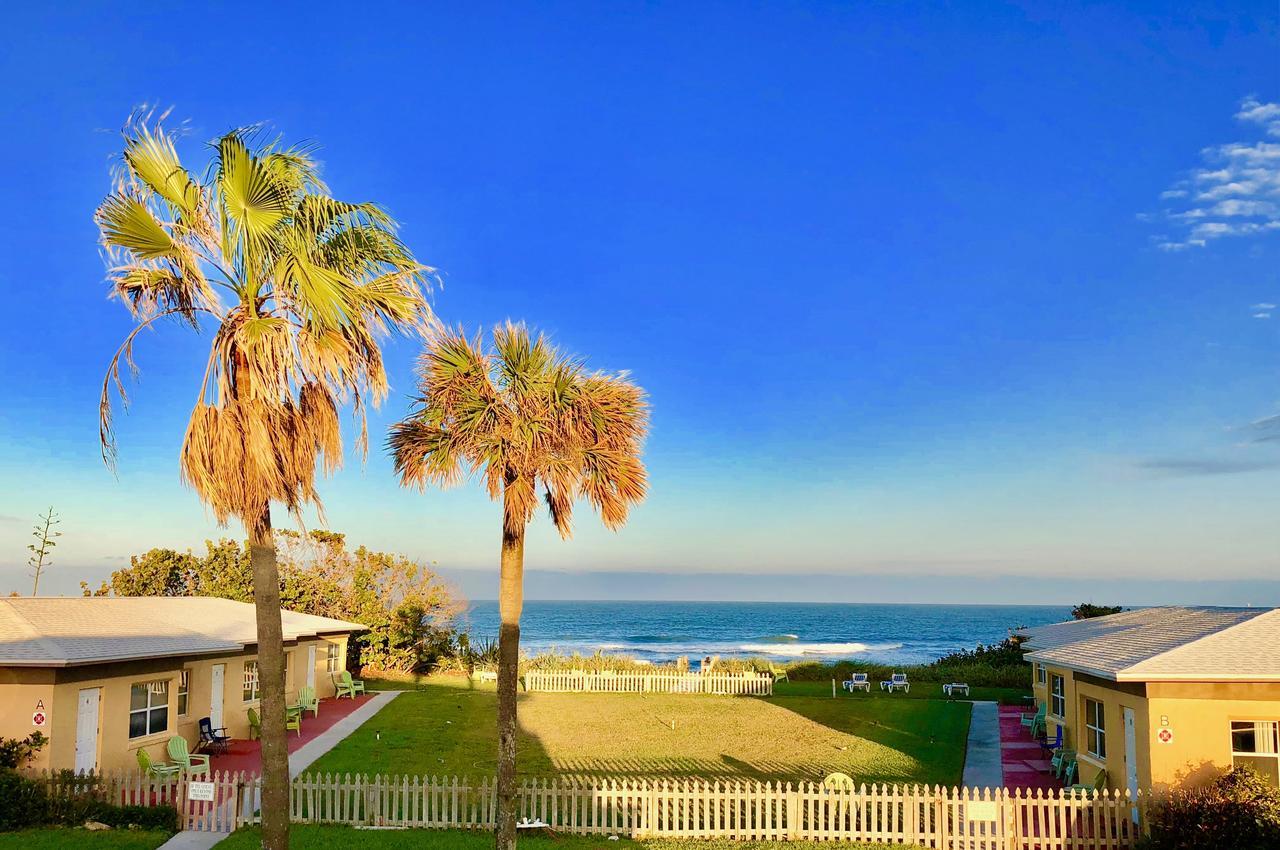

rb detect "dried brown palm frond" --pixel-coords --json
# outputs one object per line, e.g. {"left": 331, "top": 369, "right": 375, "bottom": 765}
{"left": 388, "top": 322, "right": 649, "bottom": 537}
{"left": 97, "top": 115, "right": 433, "bottom": 526}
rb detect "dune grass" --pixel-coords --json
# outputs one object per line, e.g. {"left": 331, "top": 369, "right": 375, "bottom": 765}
{"left": 0, "top": 829, "right": 172, "bottom": 849}
{"left": 306, "top": 676, "right": 969, "bottom": 786}
{"left": 216, "top": 824, "right": 925, "bottom": 849}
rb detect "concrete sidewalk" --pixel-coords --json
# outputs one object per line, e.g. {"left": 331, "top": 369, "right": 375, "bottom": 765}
{"left": 962, "top": 700, "right": 1003, "bottom": 788}
{"left": 158, "top": 690, "right": 401, "bottom": 850}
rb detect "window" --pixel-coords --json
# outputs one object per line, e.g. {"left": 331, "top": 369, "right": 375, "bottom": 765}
{"left": 326, "top": 642, "right": 341, "bottom": 673}
{"left": 177, "top": 669, "right": 190, "bottom": 716}
{"left": 1050, "top": 674, "right": 1066, "bottom": 718}
{"left": 1231, "top": 721, "right": 1280, "bottom": 787}
{"left": 1085, "top": 698, "right": 1106, "bottom": 759}
{"left": 243, "top": 660, "right": 259, "bottom": 703}
{"left": 1036, "top": 663, "right": 1047, "bottom": 685}
{"left": 128, "top": 680, "right": 169, "bottom": 739}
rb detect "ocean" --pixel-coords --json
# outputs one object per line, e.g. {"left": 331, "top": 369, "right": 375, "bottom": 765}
{"left": 461, "top": 601, "right": 1072, "bottom": 665}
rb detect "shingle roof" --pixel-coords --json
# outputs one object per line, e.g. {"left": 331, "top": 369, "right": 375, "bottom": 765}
{"left": 0, "top": 597, "right": 365, "bottom": 667}
{"left": 1021, "top": 606, "right": 1280, "bottom": 682}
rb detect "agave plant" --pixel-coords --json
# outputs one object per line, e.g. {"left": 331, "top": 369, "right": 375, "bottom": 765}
{"left": 96, "top": 114, "right": 432, "bottom": 850}
{"left": 389, "top": 323, "right": 647, "bottom": 849}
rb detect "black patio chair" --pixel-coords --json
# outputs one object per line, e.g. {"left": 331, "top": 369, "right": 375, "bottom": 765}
{"left": 198, "top": 717, "right": 232, "bottom": 755}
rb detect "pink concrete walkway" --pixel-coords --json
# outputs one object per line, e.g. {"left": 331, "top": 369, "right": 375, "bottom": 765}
{"left": 208, "top": 694, "right": 376, "bottom": 776}
{"left": 998, "top": 706, "right": 1061, "bottom": 791}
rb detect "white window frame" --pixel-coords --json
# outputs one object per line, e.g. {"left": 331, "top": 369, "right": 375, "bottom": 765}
{"left": 128, "top": 680, "right": 170, "bottom": 739}
{"left": 1231, "top": 720, "right": 1280, "bottom": 786}
{"left": 177, "top": 669, "right": 190, "bottom": 717}
{"left": 1050, "top": 674, "right": 1066, "bottom": 718}
{"left": 1036, "top": 663, "right": 1047, "bottom": 685}
{"left": 243, "top": 660, "right": 260, "bottom": 703}
{"left": 326, "top": 642, "right": 341, "bottom": 673}
{"left": 1085, "top": 698, "right": 1106, "bottom": 759}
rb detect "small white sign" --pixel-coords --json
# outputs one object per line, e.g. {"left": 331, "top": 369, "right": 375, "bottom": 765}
{"left": 31, "top": 711, "right": 46, "bottom": 727}
{"left": 967, "top": 801, "right": 998, "bottom": 821}
{"left": 187, "top": 781, "right": 216, "bottom": 802}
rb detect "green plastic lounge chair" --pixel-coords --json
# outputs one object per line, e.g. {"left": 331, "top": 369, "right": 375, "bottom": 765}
{"left": 247, "top": 707, "right": 262, "bottom": 740}
{"left": 295, "top": 685, "right": 319, "bottom": 719}
{"left": 1067, "top": 767, "right": 1108, "bottom": 795}
{"left": 137, "top": 747, "right": 181, "bottom": 780}
{"left": 285, "top": 706, "right": 302, "bottom": 737}
{"left": 337, "top": 670, "right": 366, "bottom": 699}
{"left": 769, "top": 664, "right": 789, "bottom": 684}
{"left": 1051, "top": 748, "right": 1075, "bottom": 779}
{"left": 1021, "top": 704, "right": 1046, "bottom": 729}
{"left": 166, "top": 736, "right": 210, "bottom": 776}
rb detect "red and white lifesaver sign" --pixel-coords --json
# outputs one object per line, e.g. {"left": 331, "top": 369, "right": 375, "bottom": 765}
{"left": 32, "top": 711, "right": 46, "bottom": 727}
{"left": 1157, "top": 728, "right": 1173, "bottom": 744}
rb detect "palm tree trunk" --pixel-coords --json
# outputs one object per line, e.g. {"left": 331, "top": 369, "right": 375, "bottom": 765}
{"left": 495, "top": 520, "right": 525, "bottom": 850}
{"left": 248, "top": 506, "right": 290, "bottom": 850}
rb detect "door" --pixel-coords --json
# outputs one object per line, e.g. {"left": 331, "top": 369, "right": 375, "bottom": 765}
{"left": 1123, "top": 707, "right": 1140, "bottom": 822}
{"left": 306, "top": 645, "right": 317, "bottom": 690}
{"left": 75, "top": 688, "right": 100, "bottom": 775}
{"left": 210, "top": 664, "right": 225, "bottom": 729}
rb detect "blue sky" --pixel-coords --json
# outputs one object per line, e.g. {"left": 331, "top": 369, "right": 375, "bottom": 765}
{"left": 1, "top": 2, "right": 1278, "bottom": 603}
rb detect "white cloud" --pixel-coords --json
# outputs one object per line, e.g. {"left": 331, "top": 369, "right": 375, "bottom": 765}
{"left": 1237, "top": 96, "right": 1280, "bottom": 137}
{"left": 1155, "top": 98, "right": 1280, "bottom": 249}
{"left": 1251, "top": 302, "right": 1276, "bottom": 310}
{"left": 1253, "top": 312, "right": 1271, "bottom": 319}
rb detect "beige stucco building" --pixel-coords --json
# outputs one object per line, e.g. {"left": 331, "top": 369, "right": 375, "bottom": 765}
{"left": 0, "top": 597, "right": 364, "bottom": 774}
{"left": 1021, "top": 606, "right": 1280, "bottom": 794}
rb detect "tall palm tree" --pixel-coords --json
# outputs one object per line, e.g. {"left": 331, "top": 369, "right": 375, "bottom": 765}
{"left": 96, "top": 115, "right": 431, "bottom": 850}
{"left": 389, "top": 324, "right": 647, "bottom": 849}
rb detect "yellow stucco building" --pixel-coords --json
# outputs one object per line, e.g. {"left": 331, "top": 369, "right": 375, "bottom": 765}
{"left": 0, "top": 597, "right": 364, "bottom": 774}
{"left": 1021, "top": 606, "right": 1280, "bottom": 794}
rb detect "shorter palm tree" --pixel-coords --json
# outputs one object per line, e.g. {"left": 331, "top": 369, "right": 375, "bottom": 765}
{"left": 389, "top": 323, "right": 648, "bottom": 850}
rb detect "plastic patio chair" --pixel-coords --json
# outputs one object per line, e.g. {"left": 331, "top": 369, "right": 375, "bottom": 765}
{"left": 285, "top": 706, "right": 302, "bottom": 737}
{"left": 842, "top": 672, "right": 871, "bottom": 692}
{"left": 1067, "top": 766, "right": 1108, "bottom": 796}
{"left": 198, "top": 717, "right": 232, "bottom": 755}
{"left": 166, "top": 736, "right": 210, "bottom": 776}
{"left": 247, "top": 707, "right": 262, "bottom": 740}
{"left": 295, "top": 685, "right": 320, "bottom": 719}
{"left": 1021, "top": 704, "right": 1046, "bottom": 729}
{"left": 137, "top": 747, "right": 181, "bottom": 780}
{"left": 1040, "top": 724, "right": 1063, "bottom": 752}
{"left": 1050, "top": 747, "right": 1074, "bottom": 778}
{"left": 337, "top": 670, "right": 366, "bottom": 699}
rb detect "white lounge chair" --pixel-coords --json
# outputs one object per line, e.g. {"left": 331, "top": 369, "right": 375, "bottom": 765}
{"left": 942, "top": 682, "right": 970, "bottom": 697}
{"left": 881, "top": 673, "right": 909, "bottom": 693}
{"left": 842, "top": 672, "right": 871, "bottom": 692}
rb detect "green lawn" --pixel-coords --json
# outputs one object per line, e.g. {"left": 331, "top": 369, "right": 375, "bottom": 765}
{"left": 0, "top": 829, "right": 171, "bottom": 850}
{"left": 217, "top": 824, "right": 924, "bottom": 849}
{"left": 307, "top": 676, "right": 969, "bottom": 786}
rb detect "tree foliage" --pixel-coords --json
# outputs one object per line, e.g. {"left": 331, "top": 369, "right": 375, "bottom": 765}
{"left": 86, "top": 530, "right": 462, "bottom": 673}
{"left": 1072, "top": 603, "right": 1124, "bottom": 620}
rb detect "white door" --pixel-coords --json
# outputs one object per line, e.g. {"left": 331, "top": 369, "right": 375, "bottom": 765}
{"left": 210, "top": 664, "right": 225, "bottom": 729}
{"left": 1123, "top": 707, "right": 1140, "bottom": 822}
{"left": 306, "top": 645, "right": 317, "bottom": 690}
{"left": 74, "top": 688, "right": 100, "bottom": 775}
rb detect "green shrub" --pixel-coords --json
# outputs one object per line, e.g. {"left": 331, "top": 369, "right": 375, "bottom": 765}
{"left": 0, "top": 770, "right": 49, "bottom": 831}
{"left": 0, "top": 734, "right": 47, "bottom": 771}
{"left": 1144, "top": 766, "right": 1280, "bottom": 850}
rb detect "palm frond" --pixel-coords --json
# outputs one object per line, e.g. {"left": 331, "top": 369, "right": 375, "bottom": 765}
{"left": 389, "top": 323, "right": 649, "bottom": 539}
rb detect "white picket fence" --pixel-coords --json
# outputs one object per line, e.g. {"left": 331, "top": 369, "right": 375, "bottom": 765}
{"left": 40, "top": 770, "right": 1147, "bottom": 846}
{"left": 524, "top": 669, "right": 775, "bottom": 695}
